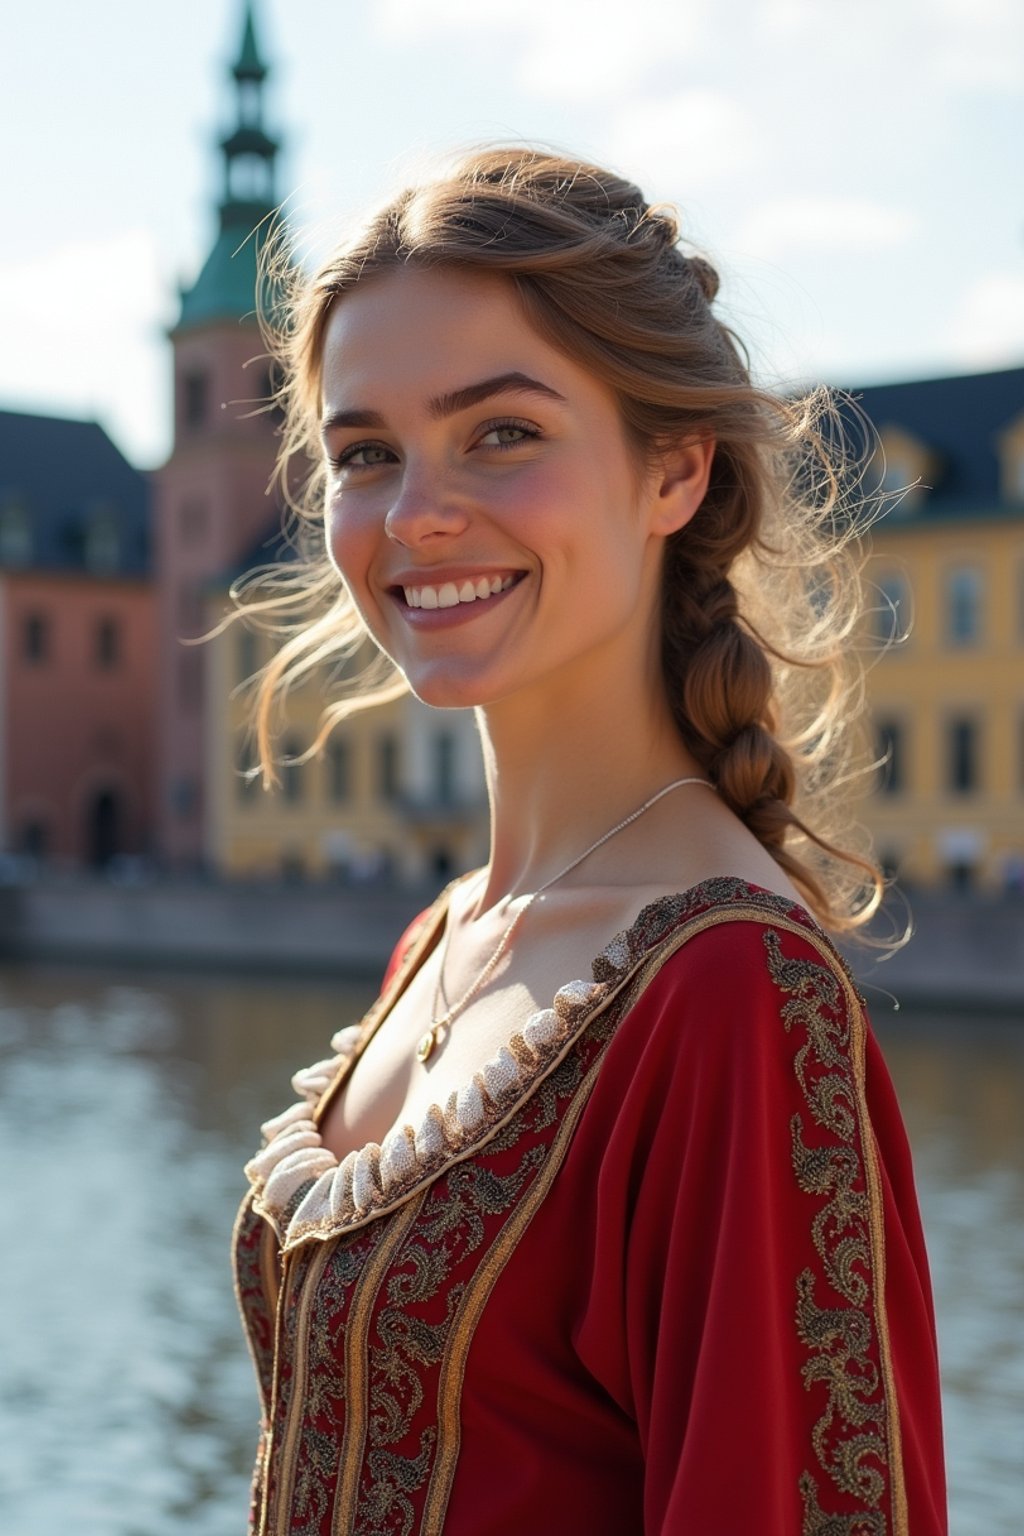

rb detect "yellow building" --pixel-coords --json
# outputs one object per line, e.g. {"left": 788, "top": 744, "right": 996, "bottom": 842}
{"left": 855, "top": 366, "right": 1024, "bottom": 890}
{"left": 204, "top": 600, "right": 489, "bottom": 884}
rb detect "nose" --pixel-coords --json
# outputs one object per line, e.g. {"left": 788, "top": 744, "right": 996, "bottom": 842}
{"left": 384, "top": 468, "right": 470, "bottom": 547}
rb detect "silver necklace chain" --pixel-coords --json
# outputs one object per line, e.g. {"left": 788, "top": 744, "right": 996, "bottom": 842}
{"left": 416, "top": 776, "right": 714, "bottom": 1065}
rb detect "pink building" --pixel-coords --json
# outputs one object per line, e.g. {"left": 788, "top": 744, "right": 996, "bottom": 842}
{"left": 155, "top": 2, "right": 282, "bottom": 868}
{"left": 0, "top": 409, "right": 154, "bottom": 865}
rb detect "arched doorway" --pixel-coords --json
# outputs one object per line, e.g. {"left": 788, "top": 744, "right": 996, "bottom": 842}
{"left": 87, "top": 789, "right": 121, "bottom": 867}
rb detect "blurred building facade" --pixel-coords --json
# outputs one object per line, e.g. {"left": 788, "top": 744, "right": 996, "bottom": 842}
{"left": 0, "top": 409, "right": 155, "bottom": 865}
{"left": 857, "top": 365, "right": 1024, "bottom": 890}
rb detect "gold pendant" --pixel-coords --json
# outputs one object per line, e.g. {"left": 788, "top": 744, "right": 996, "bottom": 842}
{"left": 416, "top": 1028, "right": 437, "bottom": 1064}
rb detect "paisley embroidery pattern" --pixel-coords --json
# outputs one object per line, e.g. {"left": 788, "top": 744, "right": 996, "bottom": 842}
{"left": 763, "top": 928, "right": 891, "bottom": 1533}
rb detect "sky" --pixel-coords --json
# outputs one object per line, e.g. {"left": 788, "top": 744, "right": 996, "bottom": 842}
{"left": 1, "top": 0, "right": 1022, "bottom": 469}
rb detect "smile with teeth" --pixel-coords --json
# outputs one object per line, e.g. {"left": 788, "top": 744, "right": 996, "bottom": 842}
{"left": 401, "top": 574, "right": 520, "bottom": 610}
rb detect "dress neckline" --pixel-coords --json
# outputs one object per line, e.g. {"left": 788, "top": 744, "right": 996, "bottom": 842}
{"left": 244, "top": 877, "right": 835, "bottom": 1250}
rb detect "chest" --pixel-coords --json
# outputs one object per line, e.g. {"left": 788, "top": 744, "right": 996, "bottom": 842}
{"left": 317, "top": 889, "right": 665, "bottom": 1162}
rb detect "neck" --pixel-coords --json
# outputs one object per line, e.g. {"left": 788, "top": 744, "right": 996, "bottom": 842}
{"left": 472, "top": 646, "right": 707, "bottom": 914}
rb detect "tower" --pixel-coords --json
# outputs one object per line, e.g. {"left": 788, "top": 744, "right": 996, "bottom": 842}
{"left": 155, "top": 1, "right": 283, "bottom": 868}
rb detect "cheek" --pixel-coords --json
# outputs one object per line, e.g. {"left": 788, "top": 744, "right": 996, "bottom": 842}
{"left": 326, "top": 499, "right": 372, "bottom": 591}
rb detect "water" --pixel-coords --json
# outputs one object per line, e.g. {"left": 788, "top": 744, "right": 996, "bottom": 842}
{"left": 0, "top": 966, "right": 1020, "bottom": 1534}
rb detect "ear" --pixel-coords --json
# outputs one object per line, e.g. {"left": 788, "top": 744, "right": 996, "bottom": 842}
{"left": 648, "top": 438, "right": 715, "bottom": 537}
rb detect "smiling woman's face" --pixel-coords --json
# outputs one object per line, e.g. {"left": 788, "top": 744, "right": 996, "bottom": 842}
{"left": 319, "top": 265, "right": 680, "bottom": 713}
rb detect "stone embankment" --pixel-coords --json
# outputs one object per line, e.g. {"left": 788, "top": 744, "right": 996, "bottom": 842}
{"left": 0, "top": 875, "right": 434, "bottom": 979}
{"left": 847, "top": 889, "right": 1024, "bottom": 1013}
{"left": 0, "top": 876, "right": 1021, "bottom": 1009}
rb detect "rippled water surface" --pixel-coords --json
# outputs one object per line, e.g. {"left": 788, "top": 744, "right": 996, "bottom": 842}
{"left": 1, "top": 966, "right": 1021, "bottom": 1534}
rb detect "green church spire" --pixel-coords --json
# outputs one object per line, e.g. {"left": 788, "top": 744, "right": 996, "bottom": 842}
{"left": 234, "top": 3, "right": 268, "bottom": 82}
{"left": 176, "top": 1, "right": 282, "bottom": 332}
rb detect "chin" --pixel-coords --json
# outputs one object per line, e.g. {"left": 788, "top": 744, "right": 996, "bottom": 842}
{"left": 400, "top": 659, "right": 515, "bottom": 713}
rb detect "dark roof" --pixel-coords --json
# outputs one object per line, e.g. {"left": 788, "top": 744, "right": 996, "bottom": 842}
{"left": 839, "top": 364, "right": 1024, "bottom": 522}
{"left": 176, "top": 214, "right": 276, "bottom": 332}
{"left": 0, "top": 408, "right": 149, "bottom": 576}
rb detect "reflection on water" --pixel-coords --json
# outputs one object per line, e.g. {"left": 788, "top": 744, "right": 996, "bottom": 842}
{"left": 877, "top": 1014, "right": 1024, "bottom": 1534}
{"left": 0, "top": 967, "right": 1020, "bottom": 1535}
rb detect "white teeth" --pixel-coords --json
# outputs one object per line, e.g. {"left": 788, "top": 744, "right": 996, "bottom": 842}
{"left": 401, "top": 575, "right": 520, "bottom": 610}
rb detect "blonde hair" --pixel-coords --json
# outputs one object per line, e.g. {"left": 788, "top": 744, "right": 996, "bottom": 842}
{"left": 237, "top": 146, "right": 883, "bottom": 931}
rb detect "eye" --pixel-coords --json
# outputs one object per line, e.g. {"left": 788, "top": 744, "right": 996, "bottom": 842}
{"left": 328, "top": 441, "right": 396, "bottom": 472}
{"left": 475, "top": 418, "right": 540, "bottom": 450}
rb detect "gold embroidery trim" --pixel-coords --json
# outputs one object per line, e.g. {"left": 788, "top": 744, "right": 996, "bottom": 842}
{"left": 420, "top": 1046, "right": 609, "bottom": 1533}
{"left": 332, "top": 1192, "right": 429, "bottom": 1535}
{"left": 259, "top": 1215, "right": 280, "bottom": 1321}
{"left": 856, "top": 1040, "right": 908, "bottom": 1536}
{"left": 266, "top": 1241, "right": 335, "bottom": 1535}
{"left": 757, "top": 913, "right": 906, "bottom": 1535}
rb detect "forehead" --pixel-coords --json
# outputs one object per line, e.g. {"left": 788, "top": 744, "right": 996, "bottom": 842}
{"left": 320, "top": 266, "right": 585, "bottom": 411}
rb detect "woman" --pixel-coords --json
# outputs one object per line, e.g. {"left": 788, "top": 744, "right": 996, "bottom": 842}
{"left": 233, "top": 149, "right": 946, "bottom": 1534}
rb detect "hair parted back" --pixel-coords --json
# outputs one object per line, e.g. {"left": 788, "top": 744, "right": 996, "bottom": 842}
{"left": 237, "top": 145, "right": 883, "bottom": 932}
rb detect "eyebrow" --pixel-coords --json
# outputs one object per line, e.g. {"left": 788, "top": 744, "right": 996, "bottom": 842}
{"left": 320, "top": 371, "right": 567, "bottom": 436}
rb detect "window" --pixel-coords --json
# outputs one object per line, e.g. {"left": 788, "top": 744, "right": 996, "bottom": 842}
{"left": 183, "top": 371, "right": 209, "bottom": 429}
{"left": 873, "top": 573, "right": 910, "bottom": 646}
{"left": 434, "top": 731, "right": 457, "bottom": 804}
{"left": 326, "top": 738, "right": 351, "bottom": 802}
{"left": 947, "top": 718, "right": 979, "bottom": 795}
{"left": 84, "top": 509, "right": 120, "bottom": 573}
{"left": 0, "top": 503, "right": 31, "bottom": 565}
{"left": 23, "top": 612, "right": 49, "bottom": 663}
{"left": 879, "top": 456, "right": 914, "bottom": 498}
{"left": 171, "top": 777, "right": 198, "bottom": 817}
{"left": 96, "top": 616, "right": 119, "bottom": 669}
{"left": 282, "top": 738, "right": 304, "bottom": 804}
{"left": 875, "top": 719, "right": 905, "bottom": 795}
{"left": 378, "top": 735, "right": 400, "bottom": 801}
{"left": 946, "top": 567, "right": 983, "bottom": 646}
{"left": 21, "top": 819, "right": 49, "bottom": 858}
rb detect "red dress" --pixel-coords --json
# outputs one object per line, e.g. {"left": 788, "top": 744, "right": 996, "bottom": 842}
{"left": 233, "top": 878, "right": 947, "bottom": 1534}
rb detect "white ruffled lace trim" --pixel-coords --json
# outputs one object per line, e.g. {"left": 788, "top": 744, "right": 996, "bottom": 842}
{"left": 245, "top": 980, "right": 604, "bottom": 1246}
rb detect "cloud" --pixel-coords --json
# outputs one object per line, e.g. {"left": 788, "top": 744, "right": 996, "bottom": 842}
{"left": 606, "top": 91, "right": 759, "bottom": 192}
{"left": 735, "top": 199, "right": 919, "bottom": 260}
{"left": 947, "top": 272, "right": 1024, "bottom": 368}
{"left": 927, "top": 0, "right": 1024, "bottom": 88}
{"left": 0, "top": 231, "right": 169, "bottom": 467}
{"left": 375, "top": 0, "right": 710, "bottom": 103}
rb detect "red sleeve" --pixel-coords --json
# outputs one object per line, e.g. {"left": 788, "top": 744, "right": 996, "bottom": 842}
{"left": 572, "top": 917, "right": 947, "bottom": 1535}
